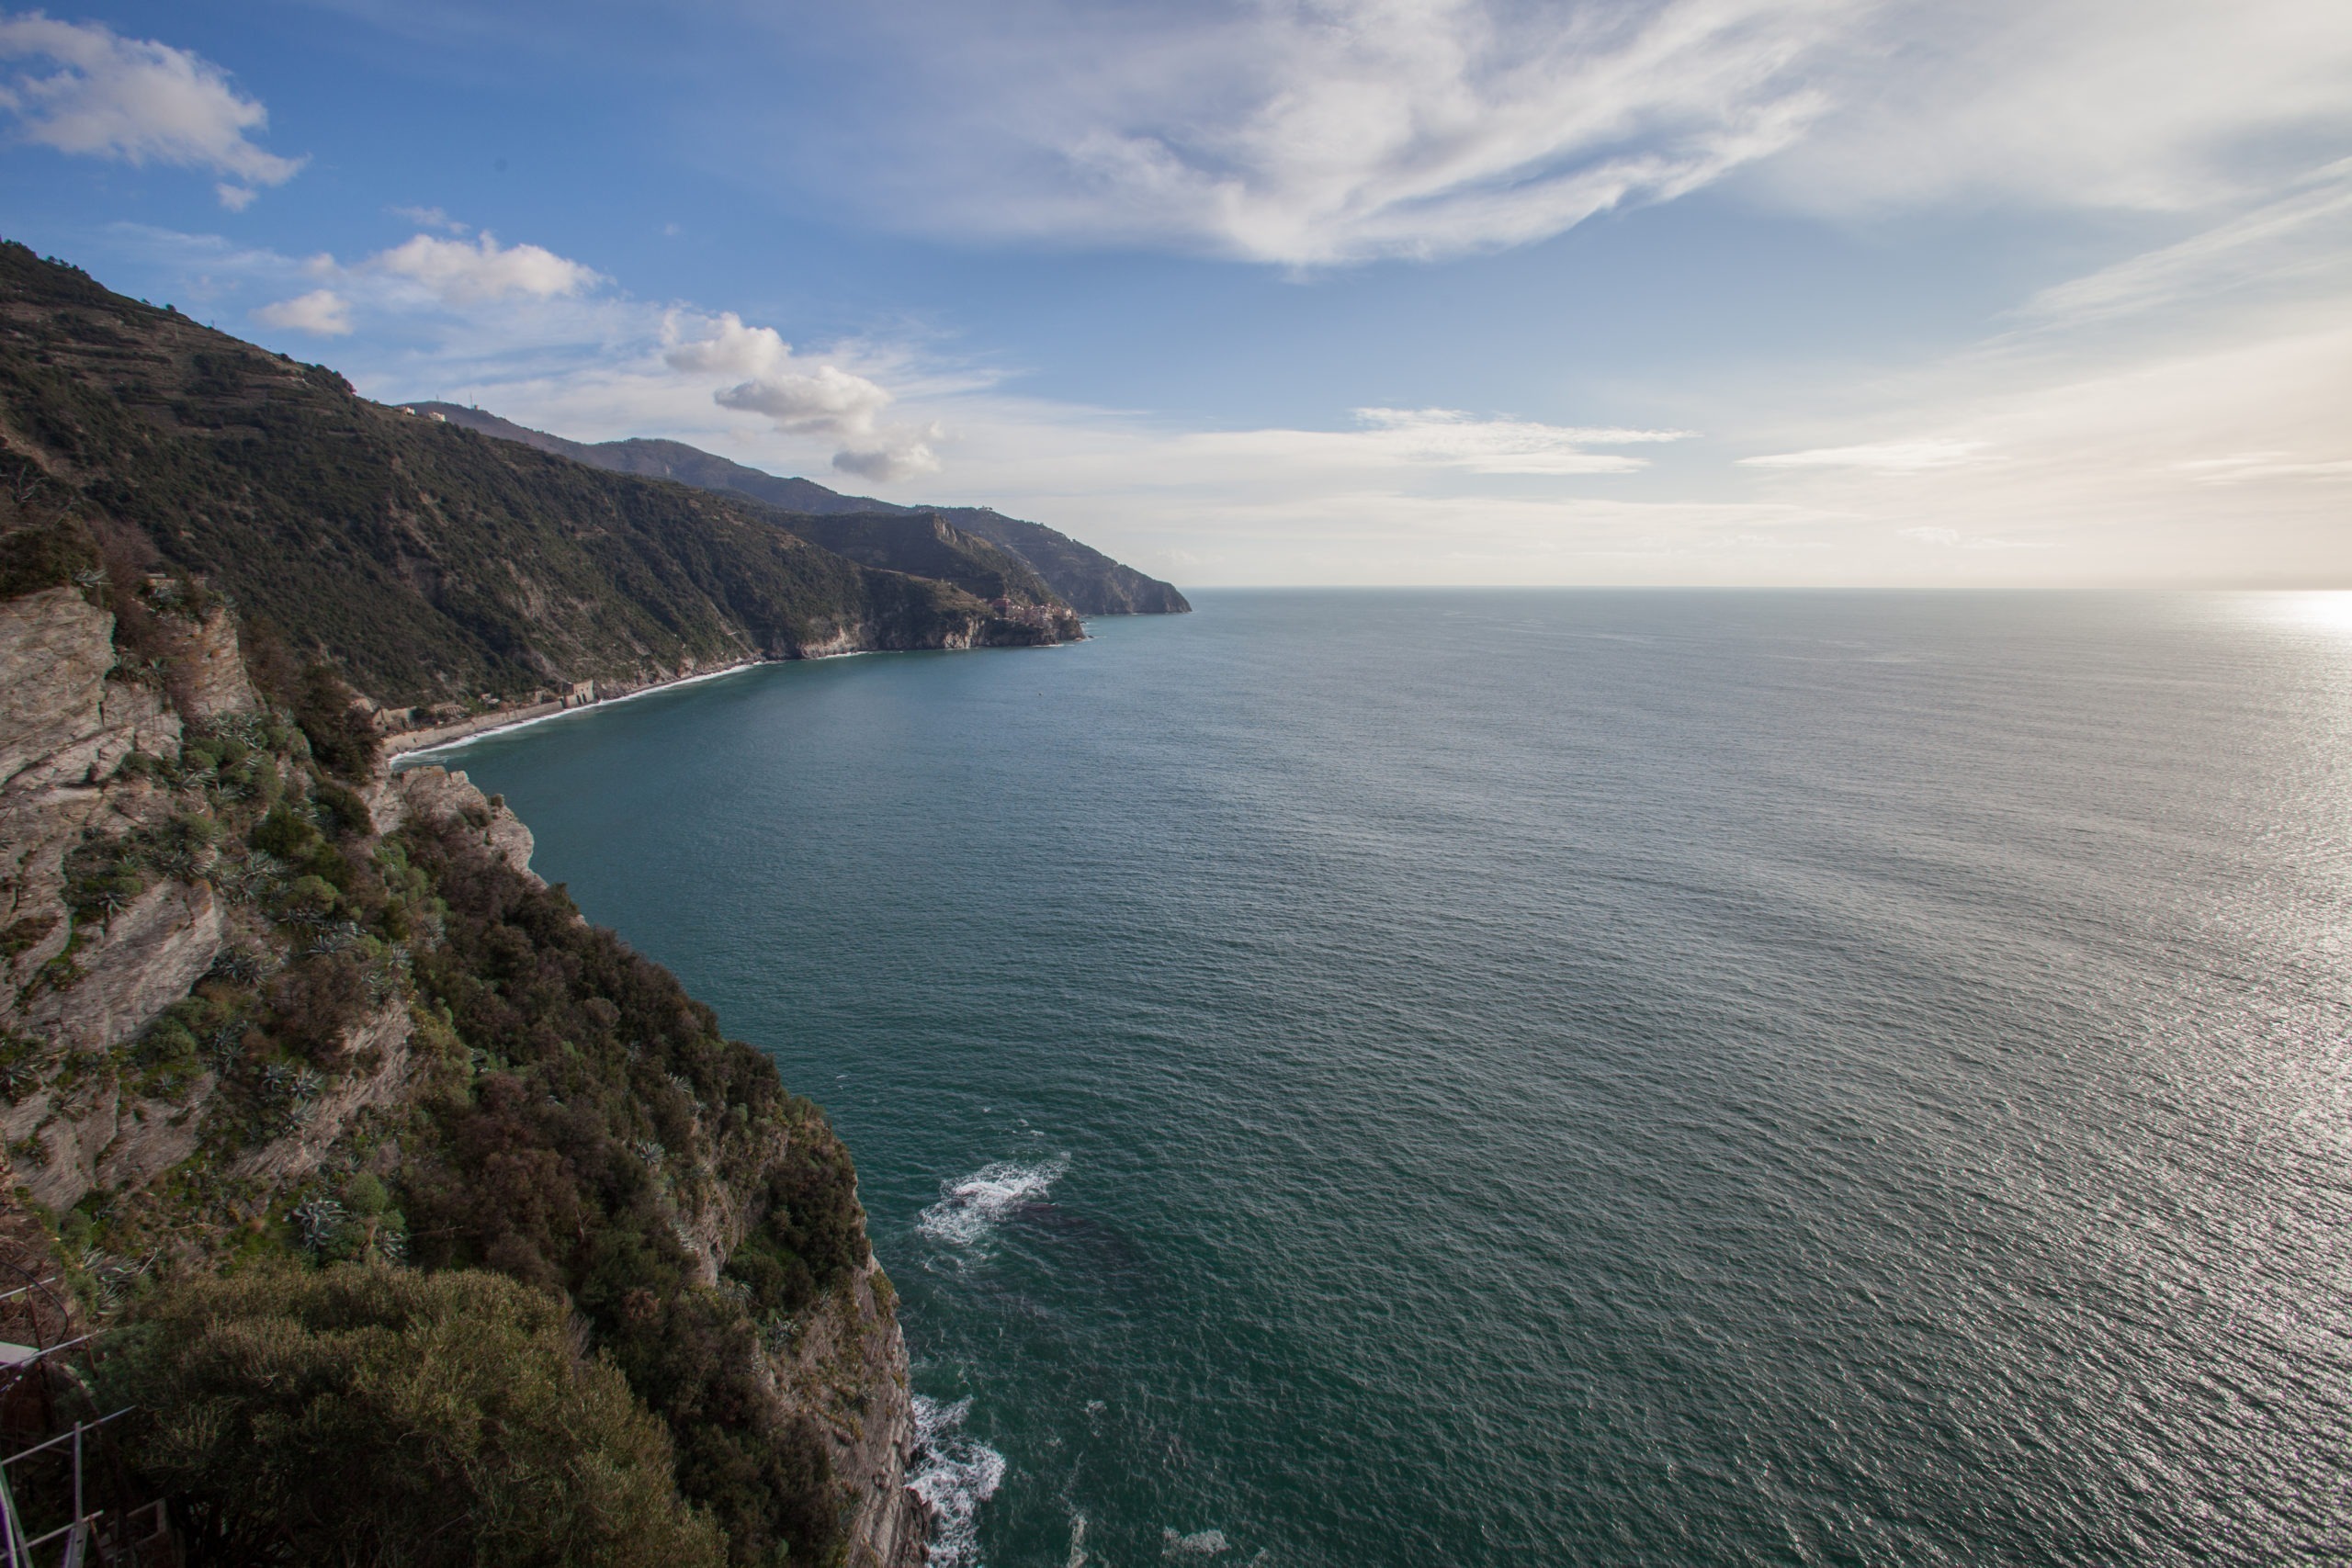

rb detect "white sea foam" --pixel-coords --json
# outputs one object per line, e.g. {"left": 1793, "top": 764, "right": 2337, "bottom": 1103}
{"left": 910, "top": 1395, "right": 1006, "bottom": 1568}
{"left": 1163, "top": 1527, "right": 1230, "bottom": 1557}
{"left": 916, "top": 1156, "right": 1069, "bottom": 1247}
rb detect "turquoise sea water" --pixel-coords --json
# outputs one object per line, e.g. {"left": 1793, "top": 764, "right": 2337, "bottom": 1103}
{"left": 413, "top": 591, "right": 2352, "bottom": 1566}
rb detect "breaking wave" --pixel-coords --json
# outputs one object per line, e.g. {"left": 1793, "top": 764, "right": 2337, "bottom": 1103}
{"left": 917, "top": 1156, "right": 1069, "bottom": 1247}
{"left": 910, "top": 1394, "right": 1006, "bottom": 1568}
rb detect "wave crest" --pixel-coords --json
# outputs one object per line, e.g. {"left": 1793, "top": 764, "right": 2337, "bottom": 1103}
{"left": 917, "top": 1156, "right": 1069, "bottom": 1246}
{"left": 910, "top": 1394, "right": 1005, "bottom": 1568}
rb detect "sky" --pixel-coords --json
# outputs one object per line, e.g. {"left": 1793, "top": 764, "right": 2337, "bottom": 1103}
{"left": 2, "top": 1, "right": 2349, "bottom": 588}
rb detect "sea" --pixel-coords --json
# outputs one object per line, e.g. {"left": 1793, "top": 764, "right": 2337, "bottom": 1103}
{"left": 407, "top": 590, "right": 2352, "bottom": 1566}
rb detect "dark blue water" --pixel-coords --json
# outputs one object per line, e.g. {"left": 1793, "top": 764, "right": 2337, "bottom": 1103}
{"left": 412, "top": 591, "right": 2352, "bottom": 1566}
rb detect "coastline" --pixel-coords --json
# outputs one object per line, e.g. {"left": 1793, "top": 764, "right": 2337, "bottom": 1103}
{"left": 386, "top": 659, "right": 770, "bottom": 764}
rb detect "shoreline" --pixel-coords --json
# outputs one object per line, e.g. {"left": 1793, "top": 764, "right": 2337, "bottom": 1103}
{"left": 387, "top": 629, "right": 1074, "bottom": 767}
{"left": 386, "top": 658, "right": 771, "bottom": 765}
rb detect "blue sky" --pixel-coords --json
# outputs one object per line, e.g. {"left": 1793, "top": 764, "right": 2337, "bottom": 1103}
{"left": 4, "top": 1, "right": 2349, "bottom": 586}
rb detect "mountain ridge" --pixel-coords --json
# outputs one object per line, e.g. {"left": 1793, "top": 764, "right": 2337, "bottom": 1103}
{"left": 404, "top": 401, "right": 1193, "bottom": 617}
{"left": 0, "top": 242, "right": 1082, "bottom": 714}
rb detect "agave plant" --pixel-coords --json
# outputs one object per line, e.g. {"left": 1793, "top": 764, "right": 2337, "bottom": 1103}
{"left": 288, "top": 1068, "right": 326, "bottom": 1125}
{"left": 302, "top": 926, "right": 360, "bottom": 959}
{"left": 290, "top": 1197, "right": 345, "bottom": 1253}
{"left": 203, "top": 1019, "right": 248, "bottom": 1070}
{"left": 208, "top": 946, "right": 265, "bottom": 985}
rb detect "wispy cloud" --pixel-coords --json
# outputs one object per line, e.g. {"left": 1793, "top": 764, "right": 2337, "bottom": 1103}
{"left": 764, "top": 0, "right": 1855, "bottom": 265}
{"left": 388, "top": 205, "right": 470, "bottom": 234}
{"left": 1740, "top": 439, "right": 1991, "bottom": 471}
{"left": 2016, "top": 158, "right": 2352, "bottom": 326}
{"left": 710, "top": 0, "right": 2352, "bottom": 265}
{"left": 0, "top": 11, "right": 303, "bottom": 207}
{"left": 1760, "top": 0, "right": 2352, "bottom": 216}
{"left": 1351, "top": 409, "right": 1691, "bottom": 473}
{"left": 2171, "top": 452, "right": 2352, "bottom": 486}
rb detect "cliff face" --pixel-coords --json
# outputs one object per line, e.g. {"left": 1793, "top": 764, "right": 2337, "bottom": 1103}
{"left": 0, "top": 564, "right": 928, "bottom": 1561}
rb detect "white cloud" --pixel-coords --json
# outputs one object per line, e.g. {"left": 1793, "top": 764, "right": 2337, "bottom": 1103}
{"left": 732, "top": 0, "right": 2352, "bottom": 265}
{"left": 667, "top": 312, "right": 943, "bottom": 480}
{"left": 716, "top": 364, "right": 894, "bottom": 434}
{"left": 1740, "top": 439, "right": 1991, "bottom": 471}
{"left": 0, "top": 13, "right": 302, "bottom": 199}
{"left": 1353, "top": 408, "right": 1690, "bottom": 473}
{"left": 254, "top": 288, "right": 352, "bottom": 336}
{"left": 663, "top": 311, "right": 792, "bottom": 377}
{"left": 773, "top": 0, "right": 1853, "bottom": 265}
{"left": 1760, "top": 0, "right": 2352, "bottom": 215}
{"left": 367, "top": 232, "right": 600, "bottom": 305}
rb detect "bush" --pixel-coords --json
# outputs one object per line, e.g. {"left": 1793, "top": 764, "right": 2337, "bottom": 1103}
{"left": 0, "top": 513, "right": 99, "bottom": 600}
{"left": 295, "top": 664, "right": 380, "bottom": 780}
{"left": 266, "top": 953, "right": 369, "bottom": 1060}
{"left": 101, "top": 1263, "right": 726, "bottom": 1568}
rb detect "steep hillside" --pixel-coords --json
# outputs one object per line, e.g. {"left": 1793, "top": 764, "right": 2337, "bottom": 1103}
{"left": 410, "top": 401, "right": 1193, "bottom": 616}
{"left": 775, "top": 512, "right": 1061, "bottom": 608}
{"left": 0, "top": 241, "right": 939, "bottom": 1562}
{"left": 0, "top": 243, "right": 1076, "bottom": 714}
{"left": 936, "top": 507, "right": 1193, "bottom": 615}
{"left": 0, "top": 573, "right": 925, "bottom": 1564}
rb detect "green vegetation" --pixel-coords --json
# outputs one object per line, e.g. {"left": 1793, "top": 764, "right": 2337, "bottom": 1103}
{"left": 100, "top": 1264, "right": 728, "bottom": 1568}
{"left": 34, "top": 715, "right": 869, "bottom": 1563}
{"left": 775, "top": 510, "right": 1065, "bottom": 608}
{"left": 416, "top": 400, "right": 1192, "bottom": 615}
{"left": 0, "top": 242, "right": 900, "bottom": 1567}
{"left": 0, "top": 239, "right": 1066, "bottom": 708}
{"left": 395, "top": 807, "right": 863, "bottom": 1565}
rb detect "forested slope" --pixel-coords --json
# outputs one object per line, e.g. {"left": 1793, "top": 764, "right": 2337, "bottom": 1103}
{"left": 0, "top": 242, "right": 1073, "bottom": 711}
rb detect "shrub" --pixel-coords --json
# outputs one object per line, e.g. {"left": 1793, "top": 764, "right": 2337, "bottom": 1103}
{"left": 0, "top": 513, "right": 99, "bottom": 600}
{"left": 295, "top": 664, "right": 380, "bottom": 780}
{"left": 266, "top": 953, "right": 370, "bottom": 1061}
{"left": 101, "top": 1263, "right": 726, "bottom": 1568}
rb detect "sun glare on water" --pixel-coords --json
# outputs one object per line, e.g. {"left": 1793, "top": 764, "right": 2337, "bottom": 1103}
{"left": 2256, "top": 591, "right": 2352, "bottom": 637}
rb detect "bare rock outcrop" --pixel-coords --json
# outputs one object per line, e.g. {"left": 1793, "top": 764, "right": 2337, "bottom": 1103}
{"left": 818, "top": 1260, "right": 927, "bottom": 1568}
{"left": 25, "top": 880, "right": 224, "bottom": 1053}
{"left": 0, "top": 588, "right": 114, "bottom": 788}
{"left": 388, "top": 766, "right": 538, "bottom": 884}
{"left": 153, "top": 604, "right": 259, "bottom": 722}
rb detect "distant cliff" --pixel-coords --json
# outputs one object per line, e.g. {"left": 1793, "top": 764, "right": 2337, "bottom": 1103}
{"left": 408, "top": 401, "right": 1194, "bottom": 617}
{"left": 0, "top": 240, "right": 934, "bottom": 1562}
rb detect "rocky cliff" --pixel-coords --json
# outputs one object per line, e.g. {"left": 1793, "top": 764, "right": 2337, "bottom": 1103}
{"left": 0, "top": 524, "right": 928, "bottom": 1561}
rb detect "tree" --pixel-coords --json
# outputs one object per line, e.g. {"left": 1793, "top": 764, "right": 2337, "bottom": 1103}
{"left": 101, "top": 1263, "right": 725, "bottom": 1568}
